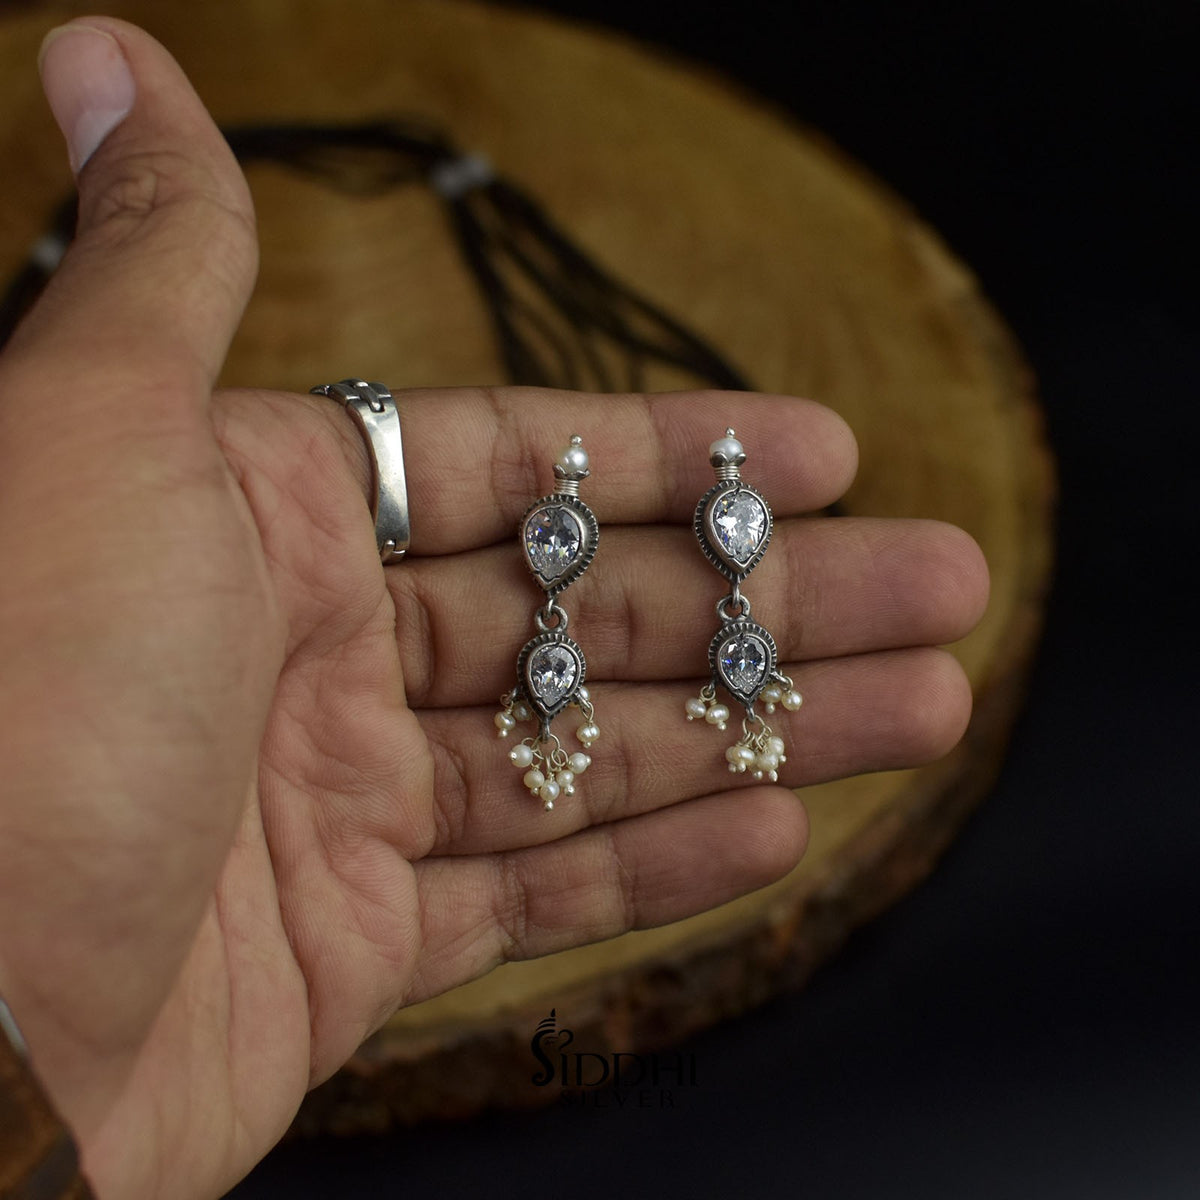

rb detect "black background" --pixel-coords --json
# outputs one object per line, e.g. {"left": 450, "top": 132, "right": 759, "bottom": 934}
{"left": 230, "top": 1, "right": 1199, "bottom": 1196}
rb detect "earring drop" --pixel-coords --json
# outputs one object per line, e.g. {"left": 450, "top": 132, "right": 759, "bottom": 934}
{"left": 495, "top": 436, "right": 599, "bottom": 810}
{"left": 687, "top": 429, "right": 801, "bottom": 780}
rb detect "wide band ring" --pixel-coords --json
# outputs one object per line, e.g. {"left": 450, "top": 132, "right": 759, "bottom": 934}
{"left": 311, "top": 379, "right": 410, "bottom": 563}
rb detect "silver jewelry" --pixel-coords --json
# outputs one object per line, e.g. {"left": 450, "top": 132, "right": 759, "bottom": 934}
{"left": 310, "top": 379, "right": 409, "bottom": 563}
{"left": 495, "top": 436, "right": 599, "bottom": 811}
{"left": 687, "top": 429, "right": 802, "bottom": 779}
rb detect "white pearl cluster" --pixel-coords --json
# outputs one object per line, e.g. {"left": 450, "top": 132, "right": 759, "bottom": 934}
{"left": 495, "top": 686, "right": 599, "bottom": 810}
{"left": 725, "top": 729, "right": 787, "bottom": 781}
{"left": 508, "top": 741, "right": 593, "bottom": 810}
{"left": 759, "top": 680, "right": 803, "bottom": 714}
{"left": 684, "top": 676, "right": 802, "bottom": 783}
{"left": 684, "top": 685, "right": 731, "bottom": 731}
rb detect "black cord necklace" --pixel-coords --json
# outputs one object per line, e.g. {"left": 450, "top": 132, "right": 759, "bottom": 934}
{"left": 0, "top": 118, "right": 751, "bottom": 393}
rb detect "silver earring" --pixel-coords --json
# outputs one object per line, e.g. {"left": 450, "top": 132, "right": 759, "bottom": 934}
{"left": 495, "top": 436, "right": 599, "bottom": 810}
{"left": 686, "top": 429, "right": 802, "bottom": 779}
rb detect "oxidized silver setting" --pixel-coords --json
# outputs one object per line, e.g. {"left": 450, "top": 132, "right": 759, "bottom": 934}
{"left": 495, "top": 437, "right": 600, "bottom": 810}
{"left": 709, "top": 619, "right": 778, "bottom": 708}
{"left": 685, "top": 429, "right": 803, "bottom": 781}
{"left": 521, "top": 494, "right": 599, "bottom": 596}
{"left": 518, "top": 630, "right": 588, "bottom": 722}
{"left": 694, "top": 480, "right": 773, "bottom": 582}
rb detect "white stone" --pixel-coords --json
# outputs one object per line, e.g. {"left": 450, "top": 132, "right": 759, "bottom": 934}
{"left": 712, "top": 491, "right": 767, "bottom": 562}
{"left": 720, "top": 634, "right": 768, "bottom": 694}
{"left": 525, "top": 505, "right": 585, "bottom": 581}
{"left": 527, "top": 644, "right": 579, "bottom": 707}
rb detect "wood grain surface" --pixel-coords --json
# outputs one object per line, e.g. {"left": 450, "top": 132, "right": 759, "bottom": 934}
{"left": 0, "top": 0, "right": 1054, "bottom": 1129}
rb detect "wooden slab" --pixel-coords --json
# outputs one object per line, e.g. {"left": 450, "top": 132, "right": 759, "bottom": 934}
{"left": 0, "top": 0, "right": 1054, "bottom": 1129}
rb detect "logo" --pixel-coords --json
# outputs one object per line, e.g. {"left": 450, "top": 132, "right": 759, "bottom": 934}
{"left": 530, "top": 1009, "right": 698, "bottom": 1109}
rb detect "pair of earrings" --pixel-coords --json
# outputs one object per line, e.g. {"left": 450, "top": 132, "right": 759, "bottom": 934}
{"left": 494, "top": 429, "right": 801, "bottom": 810}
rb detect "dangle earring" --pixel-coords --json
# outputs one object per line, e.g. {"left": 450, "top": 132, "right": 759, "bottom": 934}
{"left": 687, "top": 429, "right": 802, "bottom": 779}
{"left": 495, "top": 436, "right": 600, "bottom": 810}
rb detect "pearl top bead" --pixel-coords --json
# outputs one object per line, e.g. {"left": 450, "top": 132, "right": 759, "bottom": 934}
{"left": 708, "top": 429, "right": 746, "bottom": 469}
{"left": 556, "top": 436, "right": 590, "bottom": 478}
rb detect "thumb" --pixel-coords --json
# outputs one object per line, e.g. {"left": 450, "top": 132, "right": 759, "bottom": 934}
{"left": 6, "top": 16, "right": 256, "bottom": 400}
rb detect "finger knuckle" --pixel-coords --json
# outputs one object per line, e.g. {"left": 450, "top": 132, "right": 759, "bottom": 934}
{"left": 494, "top": 854, "right": 530, "bottom": 961}
{"left": 81, "top": 149, "right": 256, "bottom": 270}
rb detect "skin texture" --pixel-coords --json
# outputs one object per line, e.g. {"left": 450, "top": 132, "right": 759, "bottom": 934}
{"left": 0, "top": 18, "right": 989, "bottom": 1200}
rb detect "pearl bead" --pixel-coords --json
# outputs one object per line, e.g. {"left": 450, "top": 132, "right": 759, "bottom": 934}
{"left": 568, "top": 752, "right": 591, "bottom": 774}
{"left": 543, "top": 798, "right": 555, "bottom": 811}
{"left": 576, "top": 686, "right": 590, "bottom": 703}
{"left": 737, "top": 746, "right": 757, "bottom": 766}
{"left": 783, "top": 690, "right": 803, "bottom": 711}
{"left": 709, "top": 433, "right": 745, "bottom": 463}
{"left": 705, "top": 704, "right": 730, "bottom": 728}
{"left": 510, "top": 744, "right": 535, "bottom": 768}
{"left": 539, "top": 780, "right": 561, "bottom": 805}
{"left": 512, "top": 701, "right": 532, "bottom": 722}
{"left": 577, "top": 723, "right": 599, "bottom": 745}
{"left": 523, "top": 768, "right": 545, "bottom": 791}
{"left": 494, "top": 712, "right": 516, "bottom": 735}
{"left": 556, "top": 770, "right": 575, "bottom": 794}
{"left": 558, "top": 443, "right": 589, "bottom": 476}
{"left": 685, "top": 697, "right": 708, "bottom": 721}
{"left": 761, "top": 684, "right": 782, "bottom": 705}
{"left": 757, "top": 751, "right": 780, "bottom": 773}
{"left": 767, "top": 736, "right": 786, "bottom": 757}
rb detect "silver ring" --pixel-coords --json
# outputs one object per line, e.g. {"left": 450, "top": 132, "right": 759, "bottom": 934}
{"left": 311, "top": 379, "right": 409, "bottom": 563}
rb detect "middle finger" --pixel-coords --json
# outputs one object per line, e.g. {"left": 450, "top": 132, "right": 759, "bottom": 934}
{"left": 390, "top": 516, "right": 986, "bottom": 707}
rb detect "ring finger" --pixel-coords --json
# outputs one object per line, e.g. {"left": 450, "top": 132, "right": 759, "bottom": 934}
{"left": 390, "top": 516, "right": 988, "bottom": 707}
{"left": 416, "top": 645, "right": 972, "bottom": 855}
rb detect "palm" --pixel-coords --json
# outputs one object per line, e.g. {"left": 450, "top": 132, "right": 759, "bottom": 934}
{"left": 62, "top": 388, "right": 427, "bottom": 1196}
{"left": 214, "top": 390, "right": 436, "bottom": 1057}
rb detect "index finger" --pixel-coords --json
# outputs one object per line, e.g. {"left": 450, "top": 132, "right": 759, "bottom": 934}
{"left": 380, "top": 386, "right": 857, "bottom": 555}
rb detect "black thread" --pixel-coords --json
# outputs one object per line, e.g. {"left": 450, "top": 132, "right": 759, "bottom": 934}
{"left": 0, "top": 118, "right": 752, "bottom": 393}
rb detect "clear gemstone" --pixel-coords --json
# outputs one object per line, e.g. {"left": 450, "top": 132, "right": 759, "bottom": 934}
{"left": 712, "top": 492, "right": 767, "bottom": 563}
{"left": 720, "top": 634, "right": 769, "bottom": 694}
{"left": 527, "top": 645, "right": 579, "bottom": 706}
{"left": 525, "top": 506, "right": 584, "bottom": 581}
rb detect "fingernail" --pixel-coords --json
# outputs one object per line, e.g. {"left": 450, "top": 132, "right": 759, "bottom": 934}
{"left": 38, "top": 23, "right": 136, "bottom": 175}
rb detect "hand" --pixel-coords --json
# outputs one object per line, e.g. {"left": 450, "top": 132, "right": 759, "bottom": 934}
{"left": 0, "top": 18, "right": 988, "bottom": 1200}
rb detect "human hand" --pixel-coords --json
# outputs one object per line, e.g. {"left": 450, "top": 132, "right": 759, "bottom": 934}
{"left": 0, "top": 18, "right": 988, "bottom": 1200}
